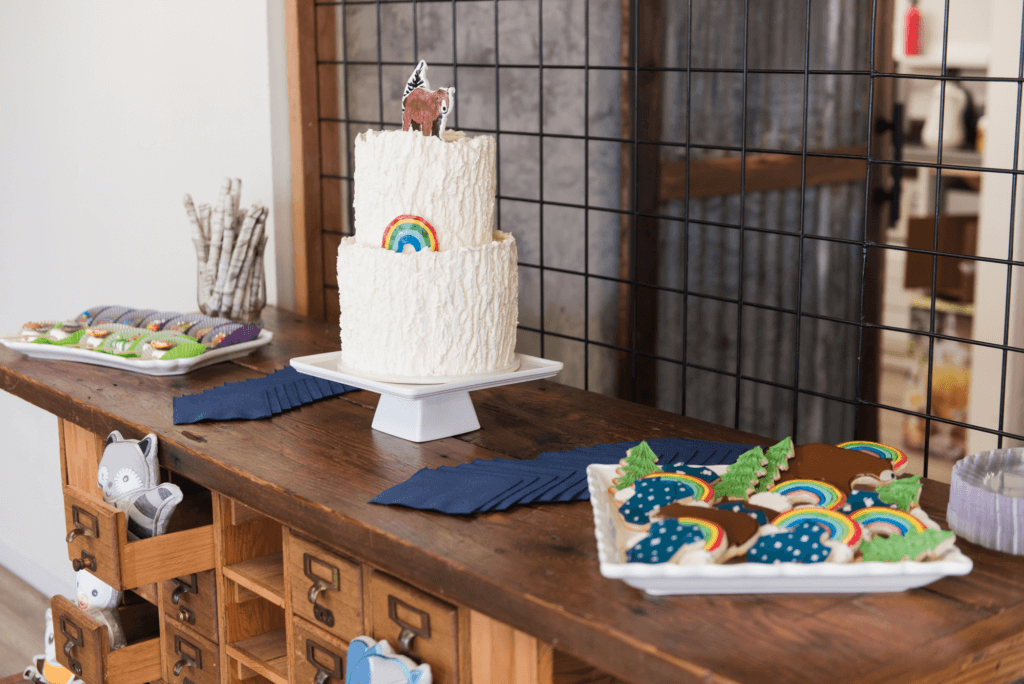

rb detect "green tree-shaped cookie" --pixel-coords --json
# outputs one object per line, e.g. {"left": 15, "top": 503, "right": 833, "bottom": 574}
{"left": 876, "top": 475, "right": 922, "bottom": 511}
{"left": 614, "top": 440, "right": 660, "bottom": 490}
{"left": 860, "top": 528, "right": 954, "bottom": 562}
{"left": 714, "top": 446, "right": 766, "bottom": 500}
{"left": 754, "top": 436, "right": 795, "bottom": 492}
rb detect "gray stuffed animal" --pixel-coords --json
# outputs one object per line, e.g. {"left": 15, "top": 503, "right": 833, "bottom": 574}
{"left": 97, "top": 431, "right": 183, "bottom": 540}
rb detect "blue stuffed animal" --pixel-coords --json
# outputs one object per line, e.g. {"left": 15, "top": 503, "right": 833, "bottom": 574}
{"left": 345, "top": 636, "right": 432, "bottom": 684}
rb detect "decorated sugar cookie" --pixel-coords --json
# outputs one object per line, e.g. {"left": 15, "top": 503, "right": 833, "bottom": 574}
{"left": 769, "top": 479, "right": 846, "bottom": 510}
{"left": 838, "top": 489, "right": 898, "bottom": 515}
{"left": 713, "top": 446, "right": 767, "bottom": 500}
{"left": 754, "top": 436, "right": 795, "bottom": 492}
{"left": 778, "top": 443, "right": 896, "bottom": 493}
{"left": 613, "top": 440, "right": 660, "bottom": 490}
{"left": 875, "top": 475, "right": 923, "bottom": 511}
{"left": 715, "top": 501, "right": 775, "bottom": 526}
{"left": 653, "top": 504, "right": 762, "bottom": 559}
{"left": 771, "top": 508, "right": 863, "bottom": 548}
{"left": 626, "top": 518, "right": 727, "bottom": 564}
{"left": 747, "top": 521, "right": 833, "bottom": 564}
{"left": 849, "top": 507, "right": 926, "bottom": 537}
{"left": 859, "top": 528, "right": 956, "bottom": 562}
{"left": 618, "top": 474, "right": 715, "bottom": 526}
{"left": 382, "top": 215, "right": 440, "bottom": 253}
{"left": 837, "top": 440, "right": 909, "bottom": 473}
{"left": 661, "top": 462, "right": 720, "bottom": 484}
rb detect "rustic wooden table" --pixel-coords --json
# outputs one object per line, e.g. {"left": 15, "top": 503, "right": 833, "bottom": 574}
{"left": 2, "top": 306, "right": 1023, "bottom": 684}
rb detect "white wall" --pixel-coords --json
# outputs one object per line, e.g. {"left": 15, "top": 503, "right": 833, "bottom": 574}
{"left": 0, "top": 0, "right": 291, "bottom": 598}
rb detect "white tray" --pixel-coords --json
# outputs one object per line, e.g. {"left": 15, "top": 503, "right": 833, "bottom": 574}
{"left": 0, "top": 330, "right": 273, "bottom": 376}
{"left": 291, "top": 351, "right": 562, "bottom": 442}
{"left": 586, "top": 463, "right": 974, "bottom": 595}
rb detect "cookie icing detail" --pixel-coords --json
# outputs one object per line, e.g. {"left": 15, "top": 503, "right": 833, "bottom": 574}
{"left": 849, "top": 507, "right": 926, "bottom": 536}
{"left": 769, "top": 479, "right": 846, "bottom": 510}
{"left": 747, "top": 521, "right": 832, "bottom": 563}
{"left": 771, "top": 508, "right": 862, "bottom": 547}
{"left": 626, "top": 519, "right": 723, "bottom": 564}
{"left": 837, "top": 440, "right": 909, "bottom": 472}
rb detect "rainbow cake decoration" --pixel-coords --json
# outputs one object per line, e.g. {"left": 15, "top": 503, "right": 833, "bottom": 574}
{"left": 771, "top": 508, "right": 863, "bottom": 547}
{"left": 837, "top": 440, "right": 909, "bottom": 472}
{"left": 849, "top": 507, "right": 926, "bottom": 536}
{"left": 382, "top": 214, "right": 440, "bottom": 253}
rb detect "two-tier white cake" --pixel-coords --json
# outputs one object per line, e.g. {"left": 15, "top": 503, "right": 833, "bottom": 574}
{"left": 336, "top": 128, "right": 519, "bottom": 379}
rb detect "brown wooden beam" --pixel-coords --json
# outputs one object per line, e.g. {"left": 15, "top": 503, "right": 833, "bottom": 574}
{"left": 659, "top": 146, "right": 868, "bottom": 202}
{"left": 286, "top": 0, "right": 324, "bottom": 318}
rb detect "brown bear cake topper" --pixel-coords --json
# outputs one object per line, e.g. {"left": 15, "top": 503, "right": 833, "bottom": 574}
{"left": 402, "top": 60, "right": 455, "bottom": 139}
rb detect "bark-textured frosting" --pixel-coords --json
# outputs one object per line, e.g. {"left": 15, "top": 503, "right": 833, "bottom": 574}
{"left": 353, "top": 129, "right": 497, "bottom": 251}
{"left": 337, "top": 232, "right": 519, "bottom": 377}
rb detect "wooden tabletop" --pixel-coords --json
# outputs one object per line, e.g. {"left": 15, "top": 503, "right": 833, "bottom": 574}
{"left": 2, "top": 306, "right": 1023, "bottom": 684}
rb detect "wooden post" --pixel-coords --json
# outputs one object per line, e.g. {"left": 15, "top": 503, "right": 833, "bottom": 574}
{"left": 60, "top": 419, "right": 105, "bottom": 499}
{"left": 286, "top": 0, "right": 325, "bottom": 318}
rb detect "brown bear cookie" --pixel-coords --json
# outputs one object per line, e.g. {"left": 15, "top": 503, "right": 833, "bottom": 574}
{"left": 776, "top": 443, "right": 894, "bottom": 493}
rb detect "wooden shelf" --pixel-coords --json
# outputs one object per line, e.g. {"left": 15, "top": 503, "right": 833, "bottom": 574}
{"left": 226, "top": 629, "right": 288, "bottom": 684}
{"left": 222, "top": 553, "right": 285, "bottom": 607}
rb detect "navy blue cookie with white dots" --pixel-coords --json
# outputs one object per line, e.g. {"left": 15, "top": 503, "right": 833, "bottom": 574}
{"left": 838, "top": 489, "right": 899, "bottom": 515}
{"left": 715, "top": 501, "right": 777, "bottom": 526}
{"left": 747, "top": 521, "right": 831, "bottom": 564}
{"left": 660, "top": 463, "right": 720, "bottom": 484}
{"left": 619, "top": 478, "right": 700, "bottom": 526}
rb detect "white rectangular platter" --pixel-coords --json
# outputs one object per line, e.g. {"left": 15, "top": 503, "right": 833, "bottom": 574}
{"left": 0, "top": 330, "right": 273, "bottom": 376}
{"left": 587, "top": 463, "right": 973, "bottom": 595}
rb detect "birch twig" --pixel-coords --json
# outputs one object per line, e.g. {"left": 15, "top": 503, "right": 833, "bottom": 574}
{"left": 205, "top": 178, "right": 231, "bottom": 313}
{"left": 222, "top": 204, "right": 262, "bottom": 314}
{"left": 230, "top": 208, "right": 266, "bottom": 320}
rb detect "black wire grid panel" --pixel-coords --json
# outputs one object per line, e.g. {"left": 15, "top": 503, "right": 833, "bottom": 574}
{"left": 317, "top": 0, "right": 1024, "bottom": 475}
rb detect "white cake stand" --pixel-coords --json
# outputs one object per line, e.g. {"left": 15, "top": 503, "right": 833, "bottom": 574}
{"left": 290, "top": 352, "right": 563, "bottom": 442}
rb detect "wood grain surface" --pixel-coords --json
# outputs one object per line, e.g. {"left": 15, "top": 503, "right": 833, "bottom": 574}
{"left": 4, "top": 306, "right": 1024, "bottom": 684}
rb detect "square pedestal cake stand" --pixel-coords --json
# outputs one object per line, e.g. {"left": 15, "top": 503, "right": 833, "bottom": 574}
{"left": 290, "top": 352, "right": 563, "bottom": 442}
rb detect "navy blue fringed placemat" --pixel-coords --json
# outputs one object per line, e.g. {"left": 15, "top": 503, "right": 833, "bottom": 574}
{"left": 174, "top": 366, "right": 358, "bottom": 424}
{"left": 370, "top": 438, "right": 754, "bottom": 515}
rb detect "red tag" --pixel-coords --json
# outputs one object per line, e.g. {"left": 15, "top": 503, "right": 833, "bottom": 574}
{"left": 904, "top": 4, "right": 922, "bottom": 56}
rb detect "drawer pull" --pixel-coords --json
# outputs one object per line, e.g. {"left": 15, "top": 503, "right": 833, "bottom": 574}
{"left": 173, "top": 634, "right": 203, "bottom": 675}
{"left": 67, "top": 505, "right": 100, "bottom": 543}
{"left": 304, "top": 553, "right": 339, "bottom": 627}
{"left": 305, "top": 639, "right": 343, "bottom": 684}
{"left": 58, "top": 615, "right": 84, "bottom": 677}
{"left": 71, "top": 550, "right": 96, "bottom": 572}
{"left": 177, "top": 606, "right": 195, "bottom": 624}
{"left": 388, "top": 595, "right": 431, "bottom": 654}
{"left": 172, "top": 574, "right": 199, "bottom": 604}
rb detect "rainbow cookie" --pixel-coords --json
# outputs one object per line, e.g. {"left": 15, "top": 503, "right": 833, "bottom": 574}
{"left": 626, "top": 518, "right": 728, "bottom": 564}
{"left": 382, "top": 215, "right": 440, "bottom": 253}
{"left": 849, "top": 507, "right": 926, "bottom": 537}
{"left": 769, "top": 479, "right": 846, "bottom": 511}
{"left": 771, "top": 508, "right": 863, "bottom": 548}
{"left": 618, "top": 474, "right": 715, "bottom": 527}
{"left": 747, "top": 521, "right": 832, "bottom": 564}
{"left": 837, "top": 440, "right": 908, "bottom": 473}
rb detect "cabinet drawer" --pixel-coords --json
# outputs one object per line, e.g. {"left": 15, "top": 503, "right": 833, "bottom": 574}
{"left": 160, "top": 570, "right": 218, "bottom": 643}
{"left": 286, "top": 530, "right": 363, "bottom": 641}
{"left": 50, "top": 595, "right": 161, "bottom": 684}
{"left": 366, "top": 570, "right": 459, "bottom": 684}
{"left": 293, "top": 616, "right": 348, "bottom": 684}
{"left": 163, "top": 619, "right": 219, "bottom": 684}
{"left": 64, "top": 484, "right": 215, "bottom": 591}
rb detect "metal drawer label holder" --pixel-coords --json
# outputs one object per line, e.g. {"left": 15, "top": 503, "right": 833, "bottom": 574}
{"left": 58, "top": 615, "right": 84, "bottom": 677}
{"left": 306, "top": 639, "right": 344, "bottom": 684}
{"left": 174, "top": 634, "right": 203, "bottom": 677}
{"left": 304, "top": 553, "right": 340, "bottom": 628}
{"left": 388, "top": 595, "right": 431, "bottom": 654}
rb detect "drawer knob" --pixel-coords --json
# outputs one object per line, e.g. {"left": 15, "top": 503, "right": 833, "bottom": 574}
{"left": 388, "top": 595, "right": 431, "bottom": 655}
{"left": 177, "top": 606, "right": 195, "bottom": 625}
{"left": 71, "top": 551, "right": 96, "bottom": 572}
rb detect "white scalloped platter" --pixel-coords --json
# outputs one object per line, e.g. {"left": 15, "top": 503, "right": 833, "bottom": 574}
{"left": 0, "top": 330, "right": 273, "bottom": 376}
{"left": 587, "top": 463, "right": 973, "bottom": 595}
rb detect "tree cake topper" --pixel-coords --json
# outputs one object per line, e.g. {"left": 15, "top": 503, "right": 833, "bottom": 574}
{"left": 402, "top": 60, "right": 455, "bottom": 139}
